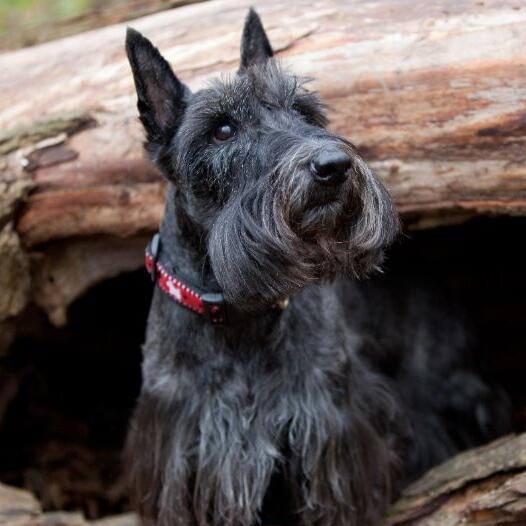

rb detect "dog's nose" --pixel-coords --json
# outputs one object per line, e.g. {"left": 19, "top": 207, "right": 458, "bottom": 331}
{"left": 312, "top": 151, "right": 351, "bottom": 185}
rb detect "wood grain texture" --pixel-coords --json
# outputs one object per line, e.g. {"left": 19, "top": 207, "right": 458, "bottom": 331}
{"left": 0, "top": 0, "right": 525, "bottom": 319}
{"left": 1, "top": 0, "right": 525, "bottom": 246}
{"left": 0, "top": 482, "right": 40, "bottom": 526}
{"left": 387, "top": 434, "right": 526, "bottom": 525}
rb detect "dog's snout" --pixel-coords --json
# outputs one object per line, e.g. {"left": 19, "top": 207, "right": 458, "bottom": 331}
{"left": 312, "top": 150, "right": 351, "bottom": 186}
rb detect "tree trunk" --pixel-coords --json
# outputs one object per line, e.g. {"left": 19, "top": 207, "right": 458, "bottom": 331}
{"left": 386, "top": 433, "right": 526, "bottom": 526}
{"left": 0, "top": 0, "right": 525, "bottom": 320}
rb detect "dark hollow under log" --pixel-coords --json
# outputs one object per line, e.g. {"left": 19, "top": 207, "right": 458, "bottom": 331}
{"left": 0, "top": 218, "right": 525, "bottom": 525}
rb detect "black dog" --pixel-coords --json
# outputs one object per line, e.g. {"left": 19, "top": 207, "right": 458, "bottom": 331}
{"left": 124, "top": 10, "right": 509, "bottom": 525}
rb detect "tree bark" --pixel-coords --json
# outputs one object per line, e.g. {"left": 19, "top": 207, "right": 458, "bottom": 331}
{"left": 0, "top": 0, "right": 525, "bottom": 323}
{"left": 386, "top": 433, "right": 526, "bottom": 526}
{"left": 0, "top": 481, "right": 136, "bottom": 526}
{"left": 1, "top": 434, "right": 525, "bottom": 525}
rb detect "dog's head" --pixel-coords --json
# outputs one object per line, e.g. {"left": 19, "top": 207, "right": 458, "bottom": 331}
{"left": 126, "top": 9, "right": 399, "bottom": 308}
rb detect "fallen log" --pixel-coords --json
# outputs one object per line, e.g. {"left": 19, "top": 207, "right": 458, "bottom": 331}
{"left": 386, "top": 433, "right": 526, "bottom": 525}
{"left": 0, "top": 0, "right": 525, "bottom": 324}
{"left": 0, "top": 481, "right": 136, "bottom": 526}
{"left": 0, "top": 482, "right": 40, "bottom": 526}
{"left": 1, "top": 434, "right": 525, "bottom": 525}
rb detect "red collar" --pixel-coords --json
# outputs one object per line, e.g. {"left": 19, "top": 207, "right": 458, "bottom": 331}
{"left": 145, "top": 233, "right": 227, "bottom": 325}
{"left": 146, "top": 233, "right": 290, "bottom": 325}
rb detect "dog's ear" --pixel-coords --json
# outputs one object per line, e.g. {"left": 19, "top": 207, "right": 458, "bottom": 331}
{"left": 125, "top": 28, "right": 189, "bottom": 144}
{"left": 239, "top": 8, "right": 273, "bottom": 70}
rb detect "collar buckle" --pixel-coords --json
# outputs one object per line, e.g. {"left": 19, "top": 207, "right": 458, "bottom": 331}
{"left": 201, "top": 292, "right": 227, "bottom": 325}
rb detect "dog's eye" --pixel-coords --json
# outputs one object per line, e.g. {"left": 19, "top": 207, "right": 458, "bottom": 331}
{"left": 213, "top": 123, "right": 236, "bottom": 142}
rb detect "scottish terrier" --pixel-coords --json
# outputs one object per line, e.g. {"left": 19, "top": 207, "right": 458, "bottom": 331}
{"left": 124, "top": 9, "right": 509, "bottom": 526}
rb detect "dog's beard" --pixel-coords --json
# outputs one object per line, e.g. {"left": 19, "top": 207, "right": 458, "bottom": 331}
{"left": 208, "top": 142, "right": 399, "bottom": 307}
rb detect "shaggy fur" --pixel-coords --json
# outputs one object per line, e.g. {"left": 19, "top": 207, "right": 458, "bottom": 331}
{"left": 124, "top": 10, "right": 509, "bottom": 526}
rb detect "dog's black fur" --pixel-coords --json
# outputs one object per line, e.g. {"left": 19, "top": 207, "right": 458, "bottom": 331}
{"left": 124, "top": 10, "right": 510, "bottom": 525}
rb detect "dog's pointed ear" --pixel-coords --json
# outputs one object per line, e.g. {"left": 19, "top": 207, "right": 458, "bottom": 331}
{"left": 125, "top": 28, "right": 189, "bottom": 144}
{"left": 239, "top": 8, "right": 273, "bottom": 71}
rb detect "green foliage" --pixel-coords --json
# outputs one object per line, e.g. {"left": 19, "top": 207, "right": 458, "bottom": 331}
{"left": 0, "top": 0, "right": 95, "bottom": 36}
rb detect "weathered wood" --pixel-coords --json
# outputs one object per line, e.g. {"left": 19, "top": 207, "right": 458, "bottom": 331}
{"left": 32, "top": 235, "right": 150, "bottom": 326}
{"left": 0, "top": 180, "right": 32, "bottom": 322}
{"left": 0, "top": 482, "right": 40, "bottom": 526}
{"left": 0, "top": 480, "right": 137, "bottom": 526}
{"left": 386, "top": 433, "right": 526, "bottom": 525}
{"left": 0, "top": 0, "right": 525, "bottom": 323}
{"left": 1, "top": 435, "right": 525, "bottom": 525}
{"left": 91, "top": 514, "right": 137, "bottom": 526}
{"left": 0, "top": 482, "right": 90, "bottom": 526}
